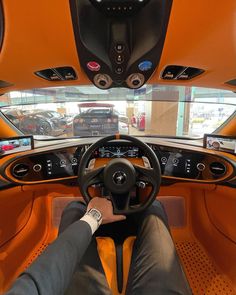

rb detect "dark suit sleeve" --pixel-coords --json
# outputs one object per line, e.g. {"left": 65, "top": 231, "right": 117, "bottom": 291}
{"left": 5, "top": 220, "right": 92, "bottom": 295}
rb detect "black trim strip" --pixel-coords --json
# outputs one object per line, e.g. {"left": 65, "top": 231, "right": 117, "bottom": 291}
{"left": 115, "top": 243, "right": 123, "bottom": 293}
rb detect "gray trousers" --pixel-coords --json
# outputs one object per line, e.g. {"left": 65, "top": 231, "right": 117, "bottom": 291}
{"left": 59, "top": 200, "right": 192, "bottom": 295}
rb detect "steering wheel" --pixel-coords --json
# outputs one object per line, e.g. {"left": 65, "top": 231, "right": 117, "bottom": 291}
{"left": 78, "top": 135, "right": 161, "bottom": 214}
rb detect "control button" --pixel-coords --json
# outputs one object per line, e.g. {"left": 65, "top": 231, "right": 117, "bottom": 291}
{"left": 87, "top": 61, "right": 101, "bottom": 72}
{"left": 64, "top": 72, "right": 76, "bottom": 80}
{"left": 60, "top": 160, "right": 66, "bottom": 166}
{"left": 163, "top": 72, "right": 174, "bottom": 79}
{"left": 178, "top": 73, "right": 189, "bottom": 80}
{"left": 197, "top": 163, "right": 206, "bottom": 171}
{"left": 161, "top": 157, "right": 168, "bottom": 164}
{"left": 186, "top": 159, "right": 191, "bottom": 168}
{"left": 33, "top": 164, "right": 42, "bottom": 172}
{"left": 161, "top": 66, "right": 185, "bottom": 80}
{"left": 126, "top": 73, "right": 145, "bottom": 89}
{"left": 71, "top": 158, "right": 78, "bottom": 165}
{"left": 94, "top": 74, "right": 113, "bottom": 89}
{"left": 172, "top": 158, "right": 179, "bottom": 165}
{"left": 116, "top": 55, "right": 124, "bottom": 64}
{"left": 133, "top": 79, "right": 140, "bottom": 86}
{"left": 115, "top": 44, "right": 124, "bottom": 53}
{"left": 50, "top": 73, "right": 60, "bottom": 81}
{"left": 136, "top": 181, "right": 146, "bottom": 189}
{"left": 99, "top": 80, "right": 106, "bottom": 87}
{"left": 138, "top": 61, "right": 153, "bottom": 72}
{"left": 115, "top": 67, "right": 123, "bottom": 74}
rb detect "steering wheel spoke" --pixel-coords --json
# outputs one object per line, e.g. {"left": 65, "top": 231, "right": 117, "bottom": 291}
{"left": 83, "top": 166, "right": 105, "bottom": 189}
{"left": 133, "top": 164, "right": 156, "bottom": 186}
{"left": 109, "top": 190, "right": 133, "bottom": 213}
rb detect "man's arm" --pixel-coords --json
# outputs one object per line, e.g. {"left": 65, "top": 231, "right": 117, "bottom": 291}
{"left": 6, "top": 219, "right": 92, "bottom": 295}
{"left": 6, "top": 198, "right": 125, "bottom": 295}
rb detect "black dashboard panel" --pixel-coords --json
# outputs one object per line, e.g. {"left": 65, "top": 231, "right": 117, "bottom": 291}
{"left": 10, "top": 147, "right": 80, "bottom": 181}
{"left": 2, "top": 142, "right": 235, "bottom": 184}
{"left": 150, "top": 145, "right": 205, "bottom": 179}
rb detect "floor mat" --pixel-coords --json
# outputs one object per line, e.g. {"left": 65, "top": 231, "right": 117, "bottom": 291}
{"left": 23, "top": 238, "right": 236, "bottom": 295}
{"left": 176, "top": 240, "right": 235, "bottom": 295}
{"left": 23, "top": 196, "right": 236, "bottom": 295}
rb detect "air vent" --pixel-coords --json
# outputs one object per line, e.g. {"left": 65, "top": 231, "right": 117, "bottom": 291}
{"left": 225, "top": 79, "right": 236, "bottom": 87}
{"left": 12, "top": 163, "right": 30, "bottom": 178}
{"left": 209, "top": 162, "right": 226, "bottom": 176}
{"left": 161, "top": 65, "right": 204, "bottom": 80}
{"left": 35, "top": 67, "right": 77, "bottom": 81}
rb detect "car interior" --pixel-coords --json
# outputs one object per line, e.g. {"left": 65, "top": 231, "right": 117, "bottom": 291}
{"left": 0, "top": 0, "right": 236, "bottom": 294}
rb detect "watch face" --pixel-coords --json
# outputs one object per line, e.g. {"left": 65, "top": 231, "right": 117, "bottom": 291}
{"left": 89, "top": 209, "right": 102, "bottom": 222}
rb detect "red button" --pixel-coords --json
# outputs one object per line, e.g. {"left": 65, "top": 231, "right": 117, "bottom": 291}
{"left": 87, "top": 61, "right": 101, "bottom": 72}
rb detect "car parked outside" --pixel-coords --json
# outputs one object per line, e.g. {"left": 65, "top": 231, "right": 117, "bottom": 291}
{"left": 73, "top": 103, "right": 119, "bottom": 136}
{"left": 2, "top": 109, "right": 27, "bottom": 128}
{"left": 19, "top": 110, "right": 72, "bottom": 136}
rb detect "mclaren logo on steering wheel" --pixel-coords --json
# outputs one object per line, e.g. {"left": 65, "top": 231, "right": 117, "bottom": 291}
{"left": 112, "top": 171, "right": 127, "bottom": 185}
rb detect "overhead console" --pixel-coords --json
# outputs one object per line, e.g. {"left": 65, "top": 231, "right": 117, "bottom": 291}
{"left": 70, "top": 0, "right": 173, "bottom": 89}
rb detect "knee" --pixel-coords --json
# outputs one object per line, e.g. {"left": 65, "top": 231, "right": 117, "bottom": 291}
{"left": 143, "top": 200, "right": 169, "bottom": 227}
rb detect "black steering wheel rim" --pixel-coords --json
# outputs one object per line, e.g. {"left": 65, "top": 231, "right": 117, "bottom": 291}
{"left": 78, "top": 134, "right": 161, "bottom": 214}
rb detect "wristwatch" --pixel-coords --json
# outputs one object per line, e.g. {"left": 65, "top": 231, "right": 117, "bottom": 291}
{"left": 86, "top": 208, "right": 103, "bottom": 226}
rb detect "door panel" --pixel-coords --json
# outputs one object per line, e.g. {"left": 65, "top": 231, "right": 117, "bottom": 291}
{"left": 205, "top": 186, "right": 236, "bottom": 243}
{"left": 0, "top": 187, "right": 33, "bottom": 246}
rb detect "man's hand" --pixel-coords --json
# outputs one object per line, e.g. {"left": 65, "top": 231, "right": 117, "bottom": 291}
{"left": 87, "top": 197, "right": 126, "bottom": 224}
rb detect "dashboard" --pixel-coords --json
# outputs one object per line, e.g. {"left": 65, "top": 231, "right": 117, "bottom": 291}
{"left": 1, "top": 139, "right": 235, "bottom": 185}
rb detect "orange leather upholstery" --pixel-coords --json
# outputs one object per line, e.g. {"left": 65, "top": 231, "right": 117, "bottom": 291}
{"left": 97, "top": 236, "right": 135, "bottom": 295}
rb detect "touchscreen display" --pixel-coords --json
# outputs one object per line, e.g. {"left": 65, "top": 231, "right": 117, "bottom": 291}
{"left": 204, "top": 134, "right": 236, "bottom": 154}
{"left": 0, "top": 136, "right": 33, "bottom": 156}
{"left": 45, "top": 152, "right": 78, "bottom": 178}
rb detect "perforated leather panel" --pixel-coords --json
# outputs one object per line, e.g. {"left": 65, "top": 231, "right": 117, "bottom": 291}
{"left": 176, "top": 241, "right": 235, "bottom": 295}
{"left": 23, "top": 238, "right": 236, "bottom": 295}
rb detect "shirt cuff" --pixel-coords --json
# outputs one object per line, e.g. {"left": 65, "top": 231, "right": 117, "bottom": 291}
{"left": 80, "top": 214, "right": 100, "bottom": 235}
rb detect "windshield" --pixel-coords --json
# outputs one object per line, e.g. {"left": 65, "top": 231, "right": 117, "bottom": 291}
{"left": 1, "top": 85, "right": 236, "bottom": 139}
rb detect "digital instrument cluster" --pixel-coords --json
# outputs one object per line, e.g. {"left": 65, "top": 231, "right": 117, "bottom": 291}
{"left": 94, "top": 146, "right": 140, "bottom": 158}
